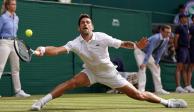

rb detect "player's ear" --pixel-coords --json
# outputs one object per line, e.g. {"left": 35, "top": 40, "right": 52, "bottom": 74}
{"left": 92, "top": 24, "right": 94, "bottom": 31}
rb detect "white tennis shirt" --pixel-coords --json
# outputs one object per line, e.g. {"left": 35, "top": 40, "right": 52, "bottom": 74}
{"left": 64, "top": 32, "right": 122, "bottom": 75}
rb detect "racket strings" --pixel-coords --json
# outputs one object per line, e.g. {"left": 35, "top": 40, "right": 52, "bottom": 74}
{"left": 14, "top": 39, "right": 31, "bottom": 62}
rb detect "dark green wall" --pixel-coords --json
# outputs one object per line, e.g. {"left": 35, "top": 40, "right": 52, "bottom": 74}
{"left": 72, "top": 0, "right": 185, "bottom": 23}
{"left": 73, "top": 0, "right": 185, "bottom": 14}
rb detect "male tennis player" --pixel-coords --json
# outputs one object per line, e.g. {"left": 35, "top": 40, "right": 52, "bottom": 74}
{"left": 31, "top": 14, "right": 187, "bottom": 111}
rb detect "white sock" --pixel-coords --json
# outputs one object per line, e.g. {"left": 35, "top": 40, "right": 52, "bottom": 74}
{"left": 160, "top": 98, "right": 168, "bottom": 106}
{"left": 40, "top": 94, "right": 53, "bottom": 105}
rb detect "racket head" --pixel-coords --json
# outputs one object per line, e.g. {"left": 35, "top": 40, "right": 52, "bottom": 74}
{"left": 14, "top": 39, "right": 32, "bottom": 62}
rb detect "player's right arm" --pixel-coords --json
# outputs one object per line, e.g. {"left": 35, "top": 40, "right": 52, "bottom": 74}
{"left": 35, "top": 46, "right": 68, "bottom": 56}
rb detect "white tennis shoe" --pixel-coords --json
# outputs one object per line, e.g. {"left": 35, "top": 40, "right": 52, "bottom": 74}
{"left": 31, "top": 100, "right": 43, "bottom": 111}
{"left": 15, "top": 90, "right": 30, "bottom": 97}
{"left": 176, "top": 86, "right": 188, "bottom": 93}
{"left": 166, "top": 99, "right": 187, "bottom": 108}
{"left": 184, "top": 85, "right": 194, "bottom": 93}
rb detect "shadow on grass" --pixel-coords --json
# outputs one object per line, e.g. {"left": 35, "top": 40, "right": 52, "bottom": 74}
{"left": 43, "top": 106, "right": 162, "bottom": 111}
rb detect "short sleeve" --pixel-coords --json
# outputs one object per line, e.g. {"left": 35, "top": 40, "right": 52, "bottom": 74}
{"left": 63, "top": 41, "right": 73, "bottom": 54}
{"left": 103, "top": 34, "right": 122, "bottom": 48}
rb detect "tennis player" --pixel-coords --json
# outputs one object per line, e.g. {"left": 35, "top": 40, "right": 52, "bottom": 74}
{"left": 31, "top": 14, "right": 187, "bottom": 110}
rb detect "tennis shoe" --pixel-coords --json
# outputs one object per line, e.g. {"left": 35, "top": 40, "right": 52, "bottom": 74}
{"left": 184, "top": 85, "right": 194, "bottom": 93}
{"left": 166, "top": 99, "right": 187, "bottom": 108}
{"left": 31, "top": 100, "right": 43, "bottom": 111}
{"left": 15, "top": 90, "right": 30, "bottom": 97}
{"left": 176, "top": 86, "right": 188, "bottom": 93}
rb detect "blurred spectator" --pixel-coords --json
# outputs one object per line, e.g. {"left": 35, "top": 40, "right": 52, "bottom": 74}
{"left": 134, "top": 25, "right": 171, "bottom": 94}
{"left": 174, "top": 13, "right": 190, "bottom": 93}
{"left": 186, "top": 14, "right": 194, "bottom": 93}
{"left": 0, "top": 0, "right": 30, "bottom": 97}
{"left": 174, "top": 4, "right": 187, "bottom": 25}
{"left": 161, "top": 33, "right": 177, "bottom": 63}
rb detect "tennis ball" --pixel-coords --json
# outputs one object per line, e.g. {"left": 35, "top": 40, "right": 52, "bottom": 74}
{"left": 25, "top": 29, "right": 33, "bottom": 37}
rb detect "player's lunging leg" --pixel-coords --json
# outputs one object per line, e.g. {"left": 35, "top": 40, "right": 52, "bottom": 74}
{"left": 31, "top": 72, "right": 90, "bottom": 111}
{"left": 117, "top": 84, "right": 187, "bottom": 108}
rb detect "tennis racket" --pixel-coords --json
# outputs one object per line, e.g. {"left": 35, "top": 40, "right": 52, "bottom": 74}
{"left": 14, "top": 38, "right": 39, "bottom": 62}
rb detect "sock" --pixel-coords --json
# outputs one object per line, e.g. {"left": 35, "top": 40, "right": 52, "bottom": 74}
{"left": 40, "top": 93, "right": 53, "bottom": 105}
{"left": 160, "top": 98, "right": 168, "bottom": 106}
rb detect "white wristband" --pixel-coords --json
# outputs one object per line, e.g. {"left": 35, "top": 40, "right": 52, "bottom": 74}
{"left": 39, "top": 47, "right": 46, "bottom": 56}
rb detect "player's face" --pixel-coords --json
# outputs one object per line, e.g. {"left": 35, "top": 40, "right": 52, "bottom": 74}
{"left": 161, "top": 28, "right": 171, "bottom": 38}
{"left": 79, "top": 18, "right": 94, "bottom": 35}
{"left": 7, "top": 0, "right": 16, "bottom": 12}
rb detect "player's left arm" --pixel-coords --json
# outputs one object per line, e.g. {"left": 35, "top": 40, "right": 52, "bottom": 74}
{"left": 120, "top": 37, "right": 148, "bottom": 49}
{"left": 120, "top": 41, "right": 135, "bottom": 49}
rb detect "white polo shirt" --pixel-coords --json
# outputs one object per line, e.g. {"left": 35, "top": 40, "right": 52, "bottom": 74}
{"left": 64, "top": 32, "right": 122, "bottom": 75}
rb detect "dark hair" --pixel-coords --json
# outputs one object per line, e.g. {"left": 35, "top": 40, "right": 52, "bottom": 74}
{"left": 179, "top": 4, "right": 185, "bottom": 10}
{"left": 78, "top": 14, "right": 92, "bottom": 26}
{"left": 160, "top": 25, "right": 171, "bottom": 31}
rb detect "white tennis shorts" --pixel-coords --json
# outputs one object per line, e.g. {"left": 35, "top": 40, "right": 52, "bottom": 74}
{"left": 82, "top": 68, "right": 130, "bottom": 89}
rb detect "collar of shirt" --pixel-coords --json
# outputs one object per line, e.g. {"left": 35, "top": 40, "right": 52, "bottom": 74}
{"left": 159, "top": 33, "right": 164, "bottom": 40}
{"left": 5, "top": 11, "right": 16, "bottom": 18}
{"left": 78, "top": 32, "right": 96, "bottom": 43}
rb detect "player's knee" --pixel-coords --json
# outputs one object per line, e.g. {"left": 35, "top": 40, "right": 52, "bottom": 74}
{"left": 68, "top": 79, "right": 80, "bottom": 88}
{"left": 134, "top": 91, "right": 146, "bottom": 101}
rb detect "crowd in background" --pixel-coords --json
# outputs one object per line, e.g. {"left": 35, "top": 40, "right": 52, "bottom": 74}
{"left": 160, "top": 1, "right": 194, "bottom": 93}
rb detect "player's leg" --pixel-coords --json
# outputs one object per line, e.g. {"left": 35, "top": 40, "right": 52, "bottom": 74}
{"left": 116, "top": 84, "right": 187, "bottom": 108}
{"left": 31, "top": 72, "right": 91, "bottom": 110}
{"left": 98, "top": 70, "right": 187, "bottom": 108}
{"left": 117, "top": 84, "right": 161, "bottom": 103}
{"left": 51, "top": 72, "right": 90, "bottom": 98}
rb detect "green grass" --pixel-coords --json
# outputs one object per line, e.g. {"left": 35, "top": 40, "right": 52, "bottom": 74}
{"left": 0, "top": 93, "right": 194, "bottom": 112}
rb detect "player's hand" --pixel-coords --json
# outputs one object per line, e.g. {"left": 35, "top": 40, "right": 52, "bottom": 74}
{"left": 136, "top": 37, "right": 148, "bottom": 49}
{"left": 140, "top": 64, "right": 146, "bottom": 70}
{"left": 35, "top": 46, "right": 45, "bottom": 56}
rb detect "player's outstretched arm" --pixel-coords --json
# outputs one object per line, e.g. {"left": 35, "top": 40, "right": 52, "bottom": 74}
{"left": 35, "top": 46, "right": 67, "bottom": 56}
{"left": 120, "top": 37, "right": 148, "bottom": 49}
